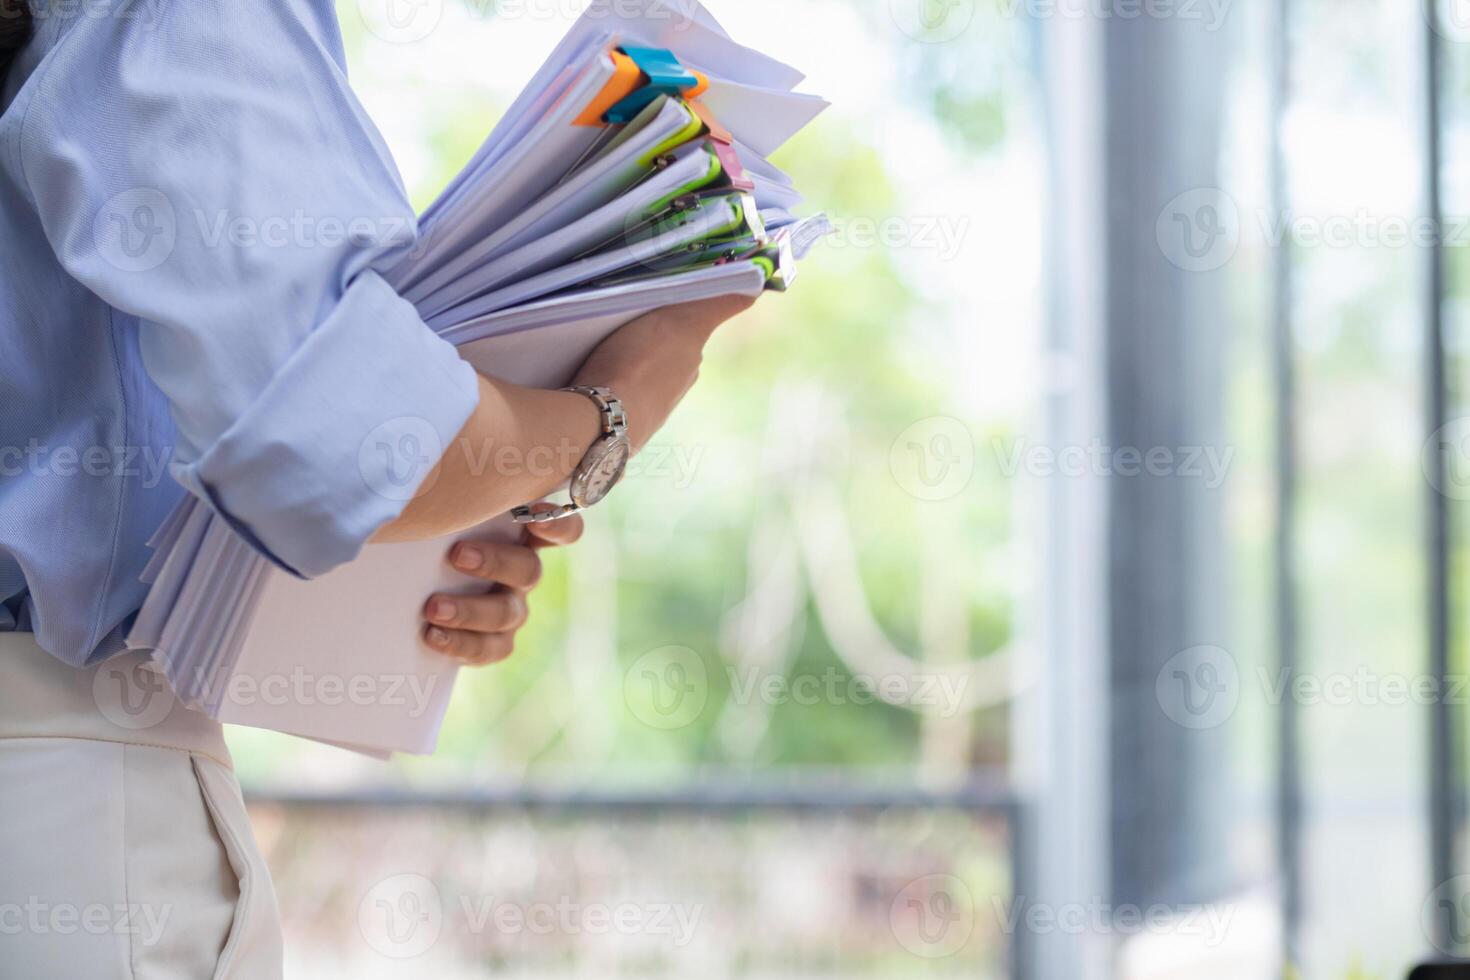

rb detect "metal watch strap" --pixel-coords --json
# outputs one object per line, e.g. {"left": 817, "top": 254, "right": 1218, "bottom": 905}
{"left": 512, "top": 502, "right": 582, "bottom": 523}
{"left": 564, "top": 385, "right": 628, "bottom": 437}
{"left": 510, "top": 385, "right": 628, "bottom": 525}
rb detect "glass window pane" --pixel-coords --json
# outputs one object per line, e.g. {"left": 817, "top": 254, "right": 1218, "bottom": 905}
{"left": 1287, "top": 1, "right": 1432, "bottom": 974}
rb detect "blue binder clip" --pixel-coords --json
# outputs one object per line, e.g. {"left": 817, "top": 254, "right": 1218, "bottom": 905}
{"left": 604, "top": 46, "right": 708, "bottom": 124}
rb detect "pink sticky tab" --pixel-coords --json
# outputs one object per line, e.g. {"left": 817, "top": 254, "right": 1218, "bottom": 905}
{"left": 712, "top": 139, "right": 754, "bottom": 192}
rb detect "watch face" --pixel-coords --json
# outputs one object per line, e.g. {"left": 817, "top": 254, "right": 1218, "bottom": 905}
{"left": 574, "top": 437, "right": 631, "bottom": 507}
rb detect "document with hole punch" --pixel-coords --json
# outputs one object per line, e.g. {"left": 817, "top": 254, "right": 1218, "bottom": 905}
{"left": 125, "top": 0, "right": 830, "bottom": 757}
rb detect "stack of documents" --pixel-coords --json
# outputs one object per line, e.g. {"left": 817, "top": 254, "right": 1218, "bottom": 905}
{"left": 125, "top": 0, "right": 830, "bottom": 756}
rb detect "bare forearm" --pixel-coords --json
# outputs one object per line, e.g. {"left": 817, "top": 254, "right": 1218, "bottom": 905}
{"left": 374, "top": 374, "right": 601, "bottom": 542}
{"left": 374, "top": 294, "right": 757, "bottom": 544}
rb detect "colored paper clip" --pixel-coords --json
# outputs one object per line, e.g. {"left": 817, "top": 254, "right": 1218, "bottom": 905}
{"left": 710, "top": 140, "right": 754, "bottom": 192}
{"left": 574, "top": 49, "right": 645, "bottom": 127}
{"left": 765, "top": 235, "right": 798, "bottom": 290}
{"left": 603, "top": 46, "right": 709, "bottom": 124}
{"left": 690, "top": 101, "right": 754, "bottom": 192}
{"left": 735, "top": 192, "right": 766, "bottom": 242}
{"left": 714, "top": 233, "right": 795, "bottom": 290}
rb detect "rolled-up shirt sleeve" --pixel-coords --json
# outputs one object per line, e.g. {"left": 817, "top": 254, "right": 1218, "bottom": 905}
{"left": 16, "top": 0, "right": 479, "bottom": 576}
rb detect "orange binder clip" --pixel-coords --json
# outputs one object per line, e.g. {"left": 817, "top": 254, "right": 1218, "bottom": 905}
{"left": 574, "top": 49, "right": 645, "bottom": 127}
{"left": 575, "top": 46, "right": 710, "bottom": 127}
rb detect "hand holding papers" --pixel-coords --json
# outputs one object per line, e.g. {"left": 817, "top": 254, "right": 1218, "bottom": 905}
{"left": 127, "top": 0, "right": 831, "bottom": 756}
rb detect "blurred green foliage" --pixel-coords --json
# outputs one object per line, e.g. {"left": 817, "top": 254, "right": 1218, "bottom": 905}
{"left": 231, "top": 1, "right": 1029, "bottom": 787}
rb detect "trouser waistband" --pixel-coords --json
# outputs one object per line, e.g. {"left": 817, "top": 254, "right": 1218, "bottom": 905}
{"left": 0, "top": 632, "right": 232, "bottom": 769}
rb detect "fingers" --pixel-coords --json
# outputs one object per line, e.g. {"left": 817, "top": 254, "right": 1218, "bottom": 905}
{"left": 422, "top": 624, "right": 515, "bottom": 666}
{"left": 526, "top": 512, "right": 585, "bottom": 549}
{"left": 424, "top": 592, "right": 528, "bottom": 635}
{"left": 449, "top": 539, "right": 542, "bottom": 590}
{"left": 420, "top": 590, "right": 527, "bottom": 667}
{"left": 431, "top": 519, "right": 584, "bottom": 668}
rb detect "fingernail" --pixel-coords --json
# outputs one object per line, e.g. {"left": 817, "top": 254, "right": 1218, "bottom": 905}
{"left": 430, "top": 598, "right": 458, "bottom": 623}
{"left": 426, "top": 627, "right": 450, "bottom": 649}
{"left": 453, "top": 545, "right": 483, "bottom": 571}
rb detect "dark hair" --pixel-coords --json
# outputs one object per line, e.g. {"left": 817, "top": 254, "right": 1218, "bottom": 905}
{"left": 0, "top": 1, "right": 32, "bottom": 81}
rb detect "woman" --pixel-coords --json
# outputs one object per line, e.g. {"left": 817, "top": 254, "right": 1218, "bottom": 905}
{"left": 0, "top": 0, "right": 752, "bottom": 975}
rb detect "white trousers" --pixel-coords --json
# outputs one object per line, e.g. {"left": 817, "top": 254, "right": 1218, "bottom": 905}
{"left": 0, "top": 632, "right": 283, "bottom": 978}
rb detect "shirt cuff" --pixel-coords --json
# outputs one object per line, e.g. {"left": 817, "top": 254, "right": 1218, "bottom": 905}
{"left": 177, "top": 270, "right": 480, "bottom": 578}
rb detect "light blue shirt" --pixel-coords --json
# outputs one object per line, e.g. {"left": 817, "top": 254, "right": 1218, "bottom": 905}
{"left": 0, "top": 0, "right": 482, "bottom": 666}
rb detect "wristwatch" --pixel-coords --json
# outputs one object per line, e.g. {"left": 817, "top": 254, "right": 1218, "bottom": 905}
{"left": 511, "top": 386, "right": 631, "bottom": 524}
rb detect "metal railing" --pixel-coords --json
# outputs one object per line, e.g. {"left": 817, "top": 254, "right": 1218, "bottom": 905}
{"left": 245, "top": 775, "right": 1030, "bottom": 978}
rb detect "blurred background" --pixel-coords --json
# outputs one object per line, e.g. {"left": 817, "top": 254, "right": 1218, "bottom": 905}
{"left": 224, "top": 0, "right": 1470, "bottom": 976}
